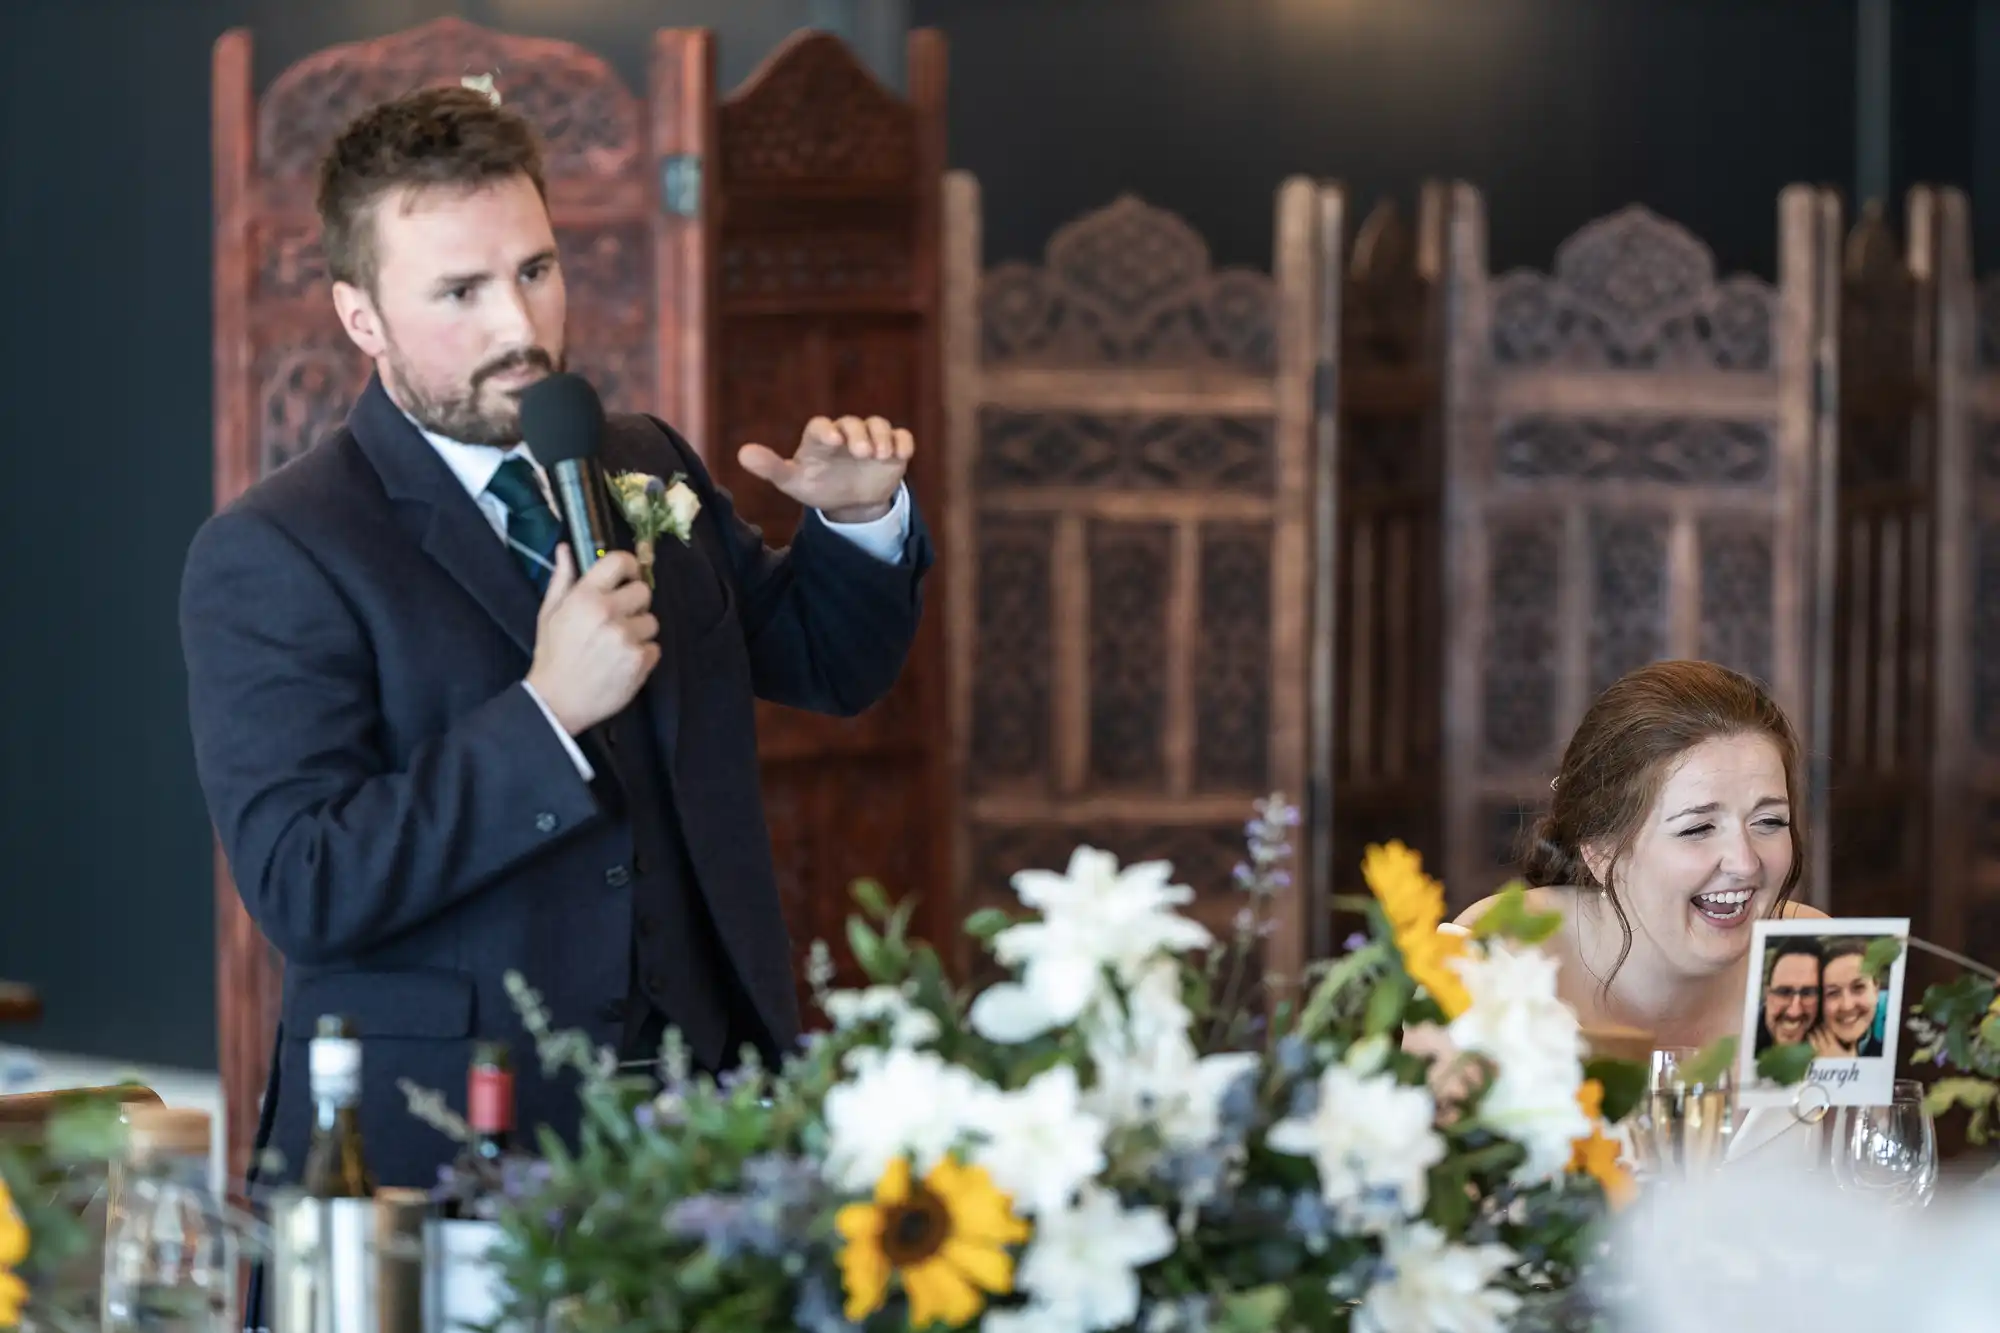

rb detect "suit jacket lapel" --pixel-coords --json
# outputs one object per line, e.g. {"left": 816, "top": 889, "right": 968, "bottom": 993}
{"left": 348, "top": 376, "right": 540, "bottom": 656}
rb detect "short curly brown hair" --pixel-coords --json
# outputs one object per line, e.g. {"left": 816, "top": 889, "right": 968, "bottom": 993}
{"left": 315, "top": 86, "right": 547, "bottom": 294}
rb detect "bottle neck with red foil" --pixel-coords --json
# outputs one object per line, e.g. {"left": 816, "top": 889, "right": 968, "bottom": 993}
{"left": 468, "top": 1062, "right": 515, "bottom": 1156}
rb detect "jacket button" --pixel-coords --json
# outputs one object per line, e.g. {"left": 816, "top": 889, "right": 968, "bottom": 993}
{"left": 605, "top": 866, "right": 631, "bottom": 888}
{"left": 637, "top": 913, "right": 658, "bottom": 939}
{"left": 535, "top": 812, "right": 558, "bottom": 833}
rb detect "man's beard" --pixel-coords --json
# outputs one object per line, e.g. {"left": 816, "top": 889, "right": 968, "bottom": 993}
{"left": 386, "top": 343, "right": 561, "bottom": 447}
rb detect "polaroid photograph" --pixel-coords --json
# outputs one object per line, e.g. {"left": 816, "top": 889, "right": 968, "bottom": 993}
{"left": 1736, "top": 916, "right": 1910, "bottom": 1108}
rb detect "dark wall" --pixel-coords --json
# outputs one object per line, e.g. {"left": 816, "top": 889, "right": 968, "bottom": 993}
{"left": 919, "top": 0, "right": 1980, "bottom": 280}
{"left": 0, "top": 0, "right": 1984, "bottom": 1071}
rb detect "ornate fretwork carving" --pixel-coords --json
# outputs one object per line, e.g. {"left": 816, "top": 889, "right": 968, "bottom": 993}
{"left": 1588, "top": 512, "right": 1668, "bottom": 695}
{"left": 257, "top": 337, "right": 368, "bottom": 476}
{"left": 1496, "top": 417, "right": 1773, "bottom": 486}
{"left": 975, "top": 410, "right": 1273, "bottom": 492}
{"left": 1088, "top": 522, "right": 1172, "bottom": 787}
{"left": 970, "top": 515, "right": 1055, "bottom": 789}
{"left": 720, "top": 32, "right": 915, "bottom": 186}
{"left": 1482, "top": 523, "right": 1560, "bottom": 766}
{"left": 1699, "top": 523, "right": 1775, "bottom": 687}
{"left": 557, "top": 223, "right": 650, "bottom": 327}
{"left": 1490, "top": 206, "right": 1774, "bottom": 371}
{"left": 969, "top": 823, "right": 1246, "bottom": 909}
{"left": 256, "top": 226, "right": 329, "bottom": 302}
{"left": 720, "top": 230, "right": 913, "bottom": 302}
{"left": 1483, "top": 799, "right": 1540, "bottom": 877}
{"left": 1195, "top": 525, "right": 1271, "bottom": 792}
{"left": 563, "top": 337, "right": 652, "bottom": 418}
{"left": 1840, "top": 207, "right": 1919, "bottom": 394}
{"left": 1343, "top": 201, "right": 1432, "bottom": 372}
{"left": 980, "top": 196, "right": 1275, "bottom": 371}
{"left": 256, "top": 17, "right": 640, "bottom": 182}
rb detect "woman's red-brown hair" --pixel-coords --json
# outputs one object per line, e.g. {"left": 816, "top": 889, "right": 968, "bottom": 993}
{"left": 1520, "top": 659, "right": 1809, "bottom": 985}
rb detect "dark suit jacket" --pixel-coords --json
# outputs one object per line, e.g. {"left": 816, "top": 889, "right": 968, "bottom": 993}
{"left": 180, "top": 376, "right": 930, "bottom": 1188}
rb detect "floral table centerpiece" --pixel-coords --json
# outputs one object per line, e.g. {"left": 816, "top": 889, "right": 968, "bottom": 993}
{"left": 413, "top": 797, "right": 1645, "bottom": 1333}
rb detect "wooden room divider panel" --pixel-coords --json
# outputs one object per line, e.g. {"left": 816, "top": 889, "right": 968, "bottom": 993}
{"left": 1437, "top": 187, "right": 1840, "bottom": 909}
{"left": 696, "top": 29, "right": 952, "bottom": 1010}
{"left": 212, "top": 15, "right": 672, "bottom": 1189}
{"left": 1825, "top": 189, "right": 1974, "bottom": 945}
{"left": 1324, "top": 188, "right": 1451, "bottom": 902}
{"left": 942, "top": 178, "right": 1327, "bottom": 983}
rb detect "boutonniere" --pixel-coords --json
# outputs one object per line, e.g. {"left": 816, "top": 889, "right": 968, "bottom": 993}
{"left": 609, "top": 471, "right": 700, "bottom": 587}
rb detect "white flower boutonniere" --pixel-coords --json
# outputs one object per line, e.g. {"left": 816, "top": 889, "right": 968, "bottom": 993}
{"left": 609, "top": 471, "right": 700, "bottom": 588}
{"left": 461, "top": 73, "right": 501, "bottom": 106}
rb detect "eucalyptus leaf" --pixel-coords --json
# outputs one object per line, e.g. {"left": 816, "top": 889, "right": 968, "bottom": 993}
{"left": 1676, "top": 1035, "right": 1738, "bottom": 1089}
{"left": 1582, "top": 1057, "right": 1647, "bottom": 1124}
{"left": 963, "top": 908, "right": 1013, "bottom": 941}
{"left": 849, "top": 877, "right": 890, "bottom": 919}
{"left": 1755, "top": 1041, "right": 1815, "bottom": 1087}
{"left": 1468, "top": 881, "right": 1562, "bottom": 944}
{"left": 1363, "top": 972, "right": 1412, "bottom": 1038}
{"left": 847, "top": 917, "right": 888, "bottom": 980}
{"left": 1861, "top": 934, "right": 1904, "bottom": 983}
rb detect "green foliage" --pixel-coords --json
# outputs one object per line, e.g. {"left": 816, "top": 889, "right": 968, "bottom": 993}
{"left": 1467, "top": 882, "right": 1563, "bottom": 946}
{"left": 1755, "top": 1042, "right": 1816, "bottom": 1088}
{"left": 0, "top": 1086, "right": 141, "bottom": 1331}
{"left": 1582, "top": 1057, "right": 1646, "bottom": 1125}
{"left": 1861, "top": 935, "right": 1904, "bottom": 984}
{"left": 1676, "top": 1036, "right": 1737, "bottom": 1090}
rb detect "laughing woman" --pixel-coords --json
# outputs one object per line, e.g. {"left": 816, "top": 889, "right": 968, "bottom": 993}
{"left": 1451, "top": 660, "right": 1826, "bottom": 1051}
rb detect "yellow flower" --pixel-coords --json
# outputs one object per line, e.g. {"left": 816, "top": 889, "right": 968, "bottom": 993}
{"left": 836, "top": 1156, "right": 1030, "bottom": 1327}
{"left": 1362, "top": 841, "right": 1470, "bottom": 1018}
{"left": 1567, "top": 1080, "right": 1635, "bottom": 1210}
{"left": 0, "top": 1174, "right": 29, "bottom": 1327}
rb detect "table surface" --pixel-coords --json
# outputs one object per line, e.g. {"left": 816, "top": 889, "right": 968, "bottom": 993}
{"left": 0, "top": 982, "right": 41, "bottom": 1024}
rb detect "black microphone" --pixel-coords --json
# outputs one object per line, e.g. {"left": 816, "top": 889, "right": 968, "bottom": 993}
{"left": 519, "top": 372, "right": 628, "bottom": 574}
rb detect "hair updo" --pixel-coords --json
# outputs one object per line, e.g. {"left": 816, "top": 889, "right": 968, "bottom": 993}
{"left": 1521, "top": 660, "right": 1808, "bottom": 984}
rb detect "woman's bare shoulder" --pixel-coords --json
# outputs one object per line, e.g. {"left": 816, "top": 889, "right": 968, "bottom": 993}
{"left": 1450, "top": 885, "right": 1571, "bottom": 930}
{"left": 1779, "top": 899, "right": 1829, "bottom": 920}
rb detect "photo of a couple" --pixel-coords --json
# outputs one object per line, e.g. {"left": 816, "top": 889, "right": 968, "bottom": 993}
{"left": 1754, "top": 933, "right": 1891, "bottom": 1058}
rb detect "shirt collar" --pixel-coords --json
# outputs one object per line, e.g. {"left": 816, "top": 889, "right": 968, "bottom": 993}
{"left": 402, "top": 411, "right": 539, "bottom": 498}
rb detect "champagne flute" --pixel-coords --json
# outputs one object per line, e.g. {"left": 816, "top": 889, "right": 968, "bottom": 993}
{"left": 1631, "top": 1046, "right": 1736, "bottom": 1180}
{"left": 1828, "top": 1078, "right": 1937, "bottom": 1208}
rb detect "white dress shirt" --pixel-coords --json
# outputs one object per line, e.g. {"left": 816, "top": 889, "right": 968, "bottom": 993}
{"left": 415, "top": 425, "right": 912, "bottom": 782}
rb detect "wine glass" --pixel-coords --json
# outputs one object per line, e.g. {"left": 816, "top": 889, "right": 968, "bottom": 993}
{"left": 1629, "top": 1046, "right": 1736, "bottom": 1180}
{"left": 1828, "top": 1078, "right": 1937, "bottom": 1208}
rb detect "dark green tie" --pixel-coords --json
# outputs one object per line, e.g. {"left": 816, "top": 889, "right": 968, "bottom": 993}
{"left": 485, "top": 457, "right": 564, "bottom": 592}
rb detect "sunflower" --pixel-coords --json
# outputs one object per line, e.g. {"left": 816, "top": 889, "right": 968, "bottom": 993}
{"left": 1567, "top": 1079, "right": 1635, "bottom": 1209}
{"left": 1362, "top": 841, "right": 1470, "bottom": 1018}
{"left": 0, "top": 1173, "right": 28, "bottom": 1327}
{"left": 836, "top": 1156, "right": 1030, "bottom": 1327}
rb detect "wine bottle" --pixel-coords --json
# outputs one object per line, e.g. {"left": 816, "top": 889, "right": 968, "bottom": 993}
{"left": 468, "top": 1041, "right": 514, "bottom": 1160}
{"left": 444, "top": 1040, "right": 521, "bottom": 1219}
{"left": 301, "top": 1013, "right": 376, "bottom": 1197}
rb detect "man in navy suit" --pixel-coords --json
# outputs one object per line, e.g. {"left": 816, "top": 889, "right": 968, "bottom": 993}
{"left": 179, "top": 84, "right": 929, "bottom": 1191}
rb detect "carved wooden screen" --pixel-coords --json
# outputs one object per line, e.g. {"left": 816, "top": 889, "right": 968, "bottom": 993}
{"left": 698, "top": 31, "right": 952, "bottom": 1006}
{"left": 942, "top": 179, "right": 1323, "bottom": 982}
{"left": 1826, "top": 190, "right": 1974, "bottom": 945}
{"left": 212, "top": 16, "right": 672, "bottom": 1184}
{"left": 1438, "top": 187, "right": 1837, "bottom": 908}
{"left": 1326, "top": 188, "right": 1450, "bottom": 901}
